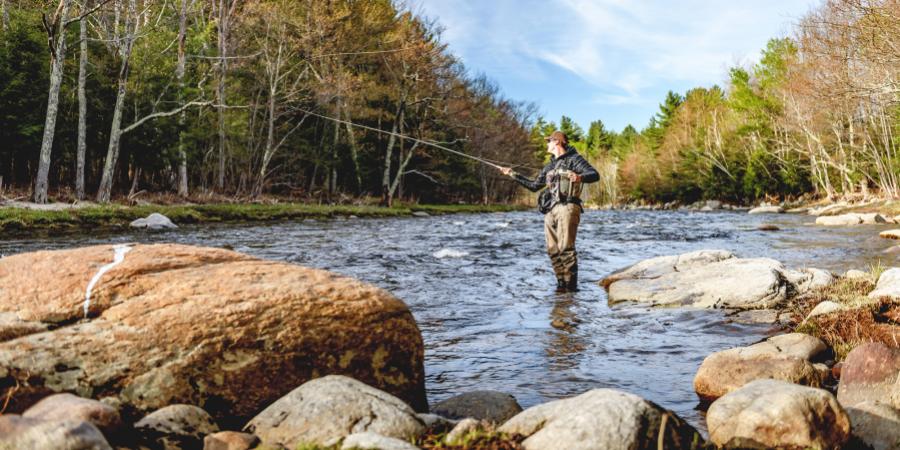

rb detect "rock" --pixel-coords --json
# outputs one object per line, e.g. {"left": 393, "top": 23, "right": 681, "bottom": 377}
{"left": 411, "top": 211, "right": 430, "bottom": 217}
{"left": 431, "top": 391, "right": 523, "bottom": 424}
{"left": 134, "top": 404, "right": 219, "bottom": 450}
{"left": 880, "top": 229, "right": 900, "bottom": 239}
{"left": 884, "top": 245, "right": 900, "bottom": 254}
{"left": 808, "top": 203, "right": 848, "bottom": 216}
{"left": 444, "top": 418, "right": 482, "bottom": 445}
{"left": 700, "top": 206, "right": 713, "bottom": 212}
{"left": 416, "top": 413, "right": 456, "bottom": 431}
{"left": 0, "top": 415, "right": 112, "bottom": 450}
{"left": 705, "top": 200, "right": 722, "bottom": 209}
{"left": 859, "top": 213, "right": 889, "bottom": 224}
{"left": 837, "top": 342, "right": 900, "bottom": 409}
{"left": 341, "top": 432, "right": 420, "bottom": 450}
{"left": 601, "top": 250, "right": 832, "bottom": 308}
{"left": 756, "top": 223, "right": 780, "bottom": 231}
{"left": 845, "top": 269, "right": 869, "bottom": 280}
{"left": 845, "top": 401, "right": 900, "bottom": 450}
{"left": 726, "top": 309, "right": 782, "bottom": 325}
{"left": 694, "top": 333, "right": 828, "bottom": 401}
{"left": 23, "top": 393, "right": 122, "bottom": 436}
{"left": 748, "top": 205, "right": 784, "bottom": 214}
{"left": 786, "top": 206, "right": 809, "bottom": 213}
{"left": 816, "top": 214, "right": 863, "bottom": 226}
{"left": 203, "top": 432, "right": 259, "bottom": 450}
{"left": 869, "top": 267, "right": 900, "bottom": 299}
{"left": 130, "top": 212, "right": 178, "bottom": 230}
{"left": 706, "top": 379, "right": 850, "bottom": 450}
{"left": 245, "top": 375, "right": 425, "bottom": 449}
{"left": 0, "top": 311, "right": 47, "bottom": 341}
{"left": 498, "top": 389, "right": 705, "bottom": 450}
{"left": 0, "top": 244, "right": 426, "bottom": 425}
{"left": 805, "top": 300, "right": 845, "bottom": 320}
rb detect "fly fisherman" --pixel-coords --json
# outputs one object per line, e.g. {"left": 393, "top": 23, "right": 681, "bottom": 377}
{"left": 499, "top": 131, "right": 599, "bottom": 293}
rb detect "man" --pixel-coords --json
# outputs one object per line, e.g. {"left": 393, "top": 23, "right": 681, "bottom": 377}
{"left": 500, "top": 131, "right": 599, "bottom": 293}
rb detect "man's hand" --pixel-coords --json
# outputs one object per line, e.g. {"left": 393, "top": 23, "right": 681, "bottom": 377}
{"left": 499, "top": 167, "right": 513, "bottom": 176}
{"left": 567, "top": 172, "right": 582, "bottom": 183}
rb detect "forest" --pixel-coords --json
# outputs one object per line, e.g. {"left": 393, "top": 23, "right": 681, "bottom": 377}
{"left": 0, "top": 0, "right": 539, "bottom": 206}
{"left": 3, "top": 0, "right": 899, "bottom": 207}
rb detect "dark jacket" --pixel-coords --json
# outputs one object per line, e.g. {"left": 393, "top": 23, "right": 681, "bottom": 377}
{"left": 512, "top": 147, "right": 599, "bottom": 206}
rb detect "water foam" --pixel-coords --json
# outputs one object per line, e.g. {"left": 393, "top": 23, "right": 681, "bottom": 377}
{"left": 83, "top": 244, "right": 132, "bottom": 317}
{"left": 433, "top": 248, "right": 469, "bottom": 259}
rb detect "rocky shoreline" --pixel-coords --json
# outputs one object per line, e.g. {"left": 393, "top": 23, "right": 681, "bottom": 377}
{"left": 1, "top": 238, "right": 898, "bottom": 449}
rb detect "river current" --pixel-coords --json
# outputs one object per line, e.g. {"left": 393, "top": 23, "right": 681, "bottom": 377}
{"left": 1, "top": 209, "right": 894, "bottom": 431}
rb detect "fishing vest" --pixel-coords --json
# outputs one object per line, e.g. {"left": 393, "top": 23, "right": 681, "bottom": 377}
{"left": 538, "top": 162, "right": 584, "bottom": 214}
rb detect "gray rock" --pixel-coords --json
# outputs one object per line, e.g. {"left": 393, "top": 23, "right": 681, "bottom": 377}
{"left": 869, "top": 267, "right": 900, "bottom": 299}
{"left": 0, "top": 415, "right": 112, "bottom": 450}
{"left": 756, "top": 223, "right": 780, "bottom": 231}
{"left": 245, "top": 375, "right": 425, "bottom": 448}
{"left": 411, "top": 211, "right": 430, "bottom": 218}
{"left": 706, "top": 379, "right": 850, "bottom": 450}
{"left": 602, "top": 250, "right": 833, "bottom": 308}
{"left": 0, "top": 311, "right": 48, "bottom": 341}
{"left": 805, "top": 300, "right": 845, "bottom": 320}
{"left": 816, "top": 213, "right": 864, "bottom": 226}
{"left": 705, "top": 200, "right": 722, "bottom": 209}
{"left": 23, "top": 393, "right": 122, "bottom": 436}
{"left": 134, "top": 404, "right": 219, "bottom": 450}
{"left": 130, "top": 213, "right": 178, "bottom": 230}
{"left": 340, "top": 432, "right": 420, "bottom": 450}
{"left": 694, "top": 333, "right": 829, "bottom": 400}
{"left": 444, "top": 418, "right": 482, "bottom": 445}
{"left": 845, "top": 269, "right": 870, "bottom": 280}
{"left": 808, "top": 203, "right": 848, "bottom": 216}
{"left": 415, "top": 413, "right": 456, "bottom": 431}
{"left": 845, "top": 401, "right": 900, "bottom": 450}
{"left": 203, "top": 431, "right": 259, "bottom": 450}
{"left": 880, "top": 229, "right": 900, "bottom": 239}
{"left": 859, "top": 213, "right": 888, "bottom": 224}
{"left": 432, "top": 391, "right": 523, "bottom": 424}
{"left": 498, "top": 389, "right": 705, "bottom": 450}
{"left": 748, "top": 205, "right": 784, "bottom": 214}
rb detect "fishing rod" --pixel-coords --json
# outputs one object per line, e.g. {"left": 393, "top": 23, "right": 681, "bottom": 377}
{"left": 294, "top": 107, "right": 533, "bottom": 171}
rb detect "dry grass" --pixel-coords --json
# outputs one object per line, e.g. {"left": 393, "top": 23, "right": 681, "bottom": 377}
{"left": 415, "top": 424, "right": 524, "bottom": 450}
{"left": 788, "top": 271, "right": 900, "bottom": 360}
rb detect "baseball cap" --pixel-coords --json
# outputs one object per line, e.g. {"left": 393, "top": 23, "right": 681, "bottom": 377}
{"left": 544, "top": 130, "right": 568, "bottom": 146}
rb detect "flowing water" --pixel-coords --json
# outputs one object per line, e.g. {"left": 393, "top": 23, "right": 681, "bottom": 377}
{"left": 1, "top": 209, "right": 895, "bottom": 431}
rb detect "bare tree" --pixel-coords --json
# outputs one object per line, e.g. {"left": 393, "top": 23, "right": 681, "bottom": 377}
{"left": 75, "top": 0, "right": 90, "bottom": 200}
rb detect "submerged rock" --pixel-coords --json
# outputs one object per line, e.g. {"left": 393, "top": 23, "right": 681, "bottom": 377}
{"left": 134, "top": 404, "right": 219, "bottom": 450}
{"left": 837, "top": 342, "right": 900, "bottom": 410}
{"left": 498, "top": 389, "right": 705, "bottom": 450}
{"left": 0, "top": 415, "right": 112, "bottom": 450}
{"left": 431, "top": 391, "right": 523, "bottom": 424}
{"left": 0, "top": 244, "right": 426, "bottom": 424}
{"left": 245, "top": 375, "right": 425, "bottom": 449}
{"left": 694, "top": 333, "right": 829, "bottom": 401}
{"left": 129, "top": 212, "right": 178, "bottom": 230}
{"left": 601, "top": 250, "right": 833, "bottom": 308}
{"left": 706, "top": 379, "right": 850, "bottom": 450}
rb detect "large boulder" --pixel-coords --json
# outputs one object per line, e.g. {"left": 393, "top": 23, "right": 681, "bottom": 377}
{"left": 497, "top": 389, "right": 705, "bottom": 450}
{"left": 130, "top": 213, "right": 178, "bottom": 230}
{"left": 245, "top": 375, "right": 425, "bottom": 449}
{"left": 869, "top": 267, "right": 900, "bottom": 299}
{"left": 706, "top": 379, "right": 850, "bottom": 450}
{"left": 0, "top": 415, "right": 112, "bottom": 450}
{"left": 601, "top": 250, "right": 832, "bottom": 308}
{"left": 23, "top": 393, "right": 122, "bottom": 436}
{"left": 694, "top": 333, "right": 829, "bottom": 401}
{"left": 845, "top": 401, "right": 900, "bottom": 450}
{"left": 0, "top": 244, "right": 426, "bottom": 426}
{"left": 816, "top": 214, "right": 864, "bottom": 226}
{"left": 837, "top": 342, "right": 900, "bottom": 409}
{"left": 431, "top": 391, "right": 523, "bottom": 424}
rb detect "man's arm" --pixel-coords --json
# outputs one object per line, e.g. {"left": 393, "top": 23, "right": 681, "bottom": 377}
{"left": 572, "top": 155, "right": 599, "bottom": 183}
{"left": 508, "top": 166, "right": 548, "bottom": 192}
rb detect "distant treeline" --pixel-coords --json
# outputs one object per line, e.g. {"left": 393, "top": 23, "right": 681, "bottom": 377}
{"left": 555, "top": 0, "right": 900, "bottom": 206}
{"left": 0, "top": 0, "right": 539, "bottom": 205}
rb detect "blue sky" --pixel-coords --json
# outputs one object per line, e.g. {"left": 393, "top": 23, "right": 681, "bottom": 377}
{"left": 410, "top": 0, "right": 820, "bottom": 133}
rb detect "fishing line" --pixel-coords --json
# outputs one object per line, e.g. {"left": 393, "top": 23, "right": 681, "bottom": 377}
{"left": 294, "top": 107, "right": 536, "bottom": 171}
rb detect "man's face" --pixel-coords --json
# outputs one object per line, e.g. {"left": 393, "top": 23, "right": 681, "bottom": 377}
{"left": 547, "top": 139, "right": 559, "bottom": 155}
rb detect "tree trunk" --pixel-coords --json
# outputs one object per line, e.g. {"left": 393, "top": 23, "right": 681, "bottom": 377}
{"left": 215, "top": 0, "right": 229, "bottom": 192}
{"left": 96, "top": 0, "right": 135, "bottom": 203}
{"left": 33, "top": 0, "right": 73, "bottom": 204}
{"left": 75, "top": 7, "right": 88, "bottom": 200}
{"left": 342, "top": 105, "right": 362, "bottom": 192}
{"left": 380, "top": 103, "right": 404, "bottom": 207}
{"left": 2, "top": 0, "right": 9, "bottom": 30}
{"left": 175, "top": 0, "right": 188, "bottom": 197}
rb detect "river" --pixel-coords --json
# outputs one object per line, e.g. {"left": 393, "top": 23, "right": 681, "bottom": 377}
{"left": 0, "top": 209, "right": 894, "bottom": 431}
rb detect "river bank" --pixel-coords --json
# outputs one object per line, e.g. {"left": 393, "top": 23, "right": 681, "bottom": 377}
{"left": 0, "top": 201, "right": 527, "bottom": 234}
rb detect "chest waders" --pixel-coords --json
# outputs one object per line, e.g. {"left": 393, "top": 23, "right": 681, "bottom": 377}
{"left": 544, "top": 168, "right": 583, "bottom": 292}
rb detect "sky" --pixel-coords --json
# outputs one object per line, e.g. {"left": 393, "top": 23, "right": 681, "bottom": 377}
{"left": 410, "top": 0, "right": 821, "bottom": 133}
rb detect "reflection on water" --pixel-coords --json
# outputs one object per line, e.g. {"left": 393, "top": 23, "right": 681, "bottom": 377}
{"left": 1, "top": 209, "right": 896, "bottom": 432}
